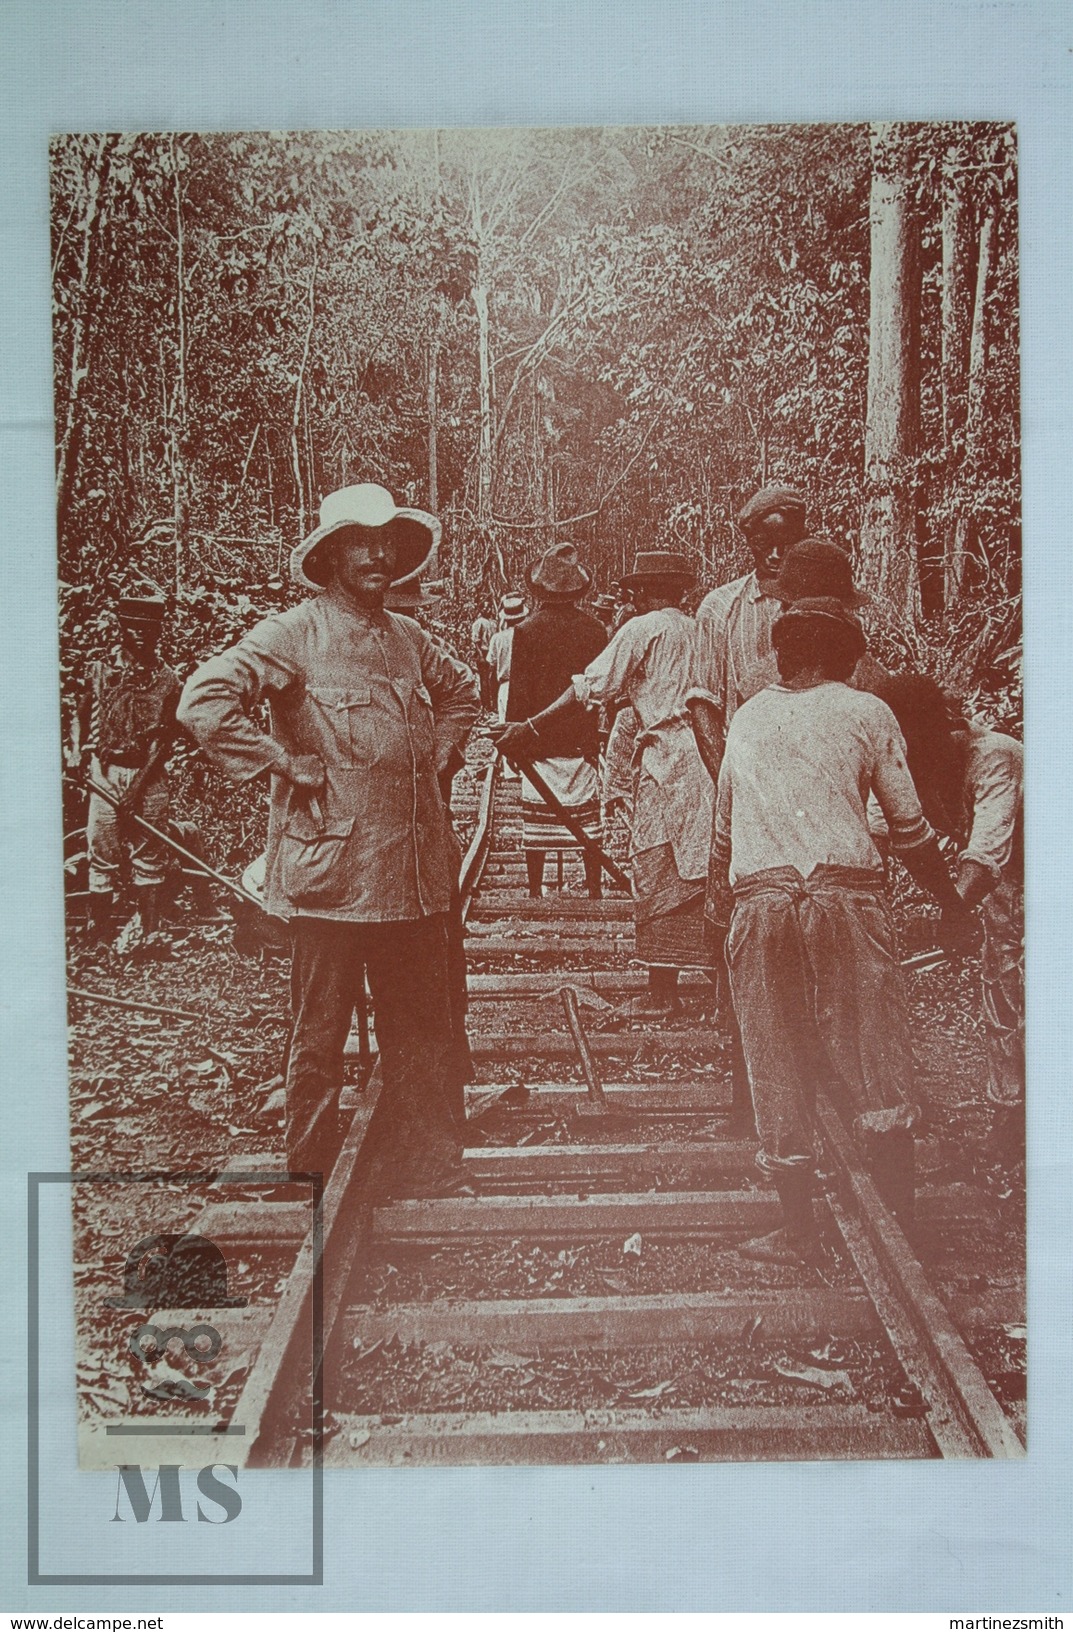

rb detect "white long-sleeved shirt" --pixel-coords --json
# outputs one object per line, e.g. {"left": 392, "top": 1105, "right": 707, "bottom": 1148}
{"left": 573, "top": 606, "right": 712, "bottom": 878}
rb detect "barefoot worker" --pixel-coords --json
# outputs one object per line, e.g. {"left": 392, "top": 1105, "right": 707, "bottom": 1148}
{"left": 709, "top": 597, "right": 977, "bottom": 1265}
{"left": 493, "top": 549, "right": 713, "bottom": 1017}
{"left": 178, "top": 483, "right": 480, "bottom": 1191}
{"left": 506, "top": 542, "right": 608, "bottom": 899}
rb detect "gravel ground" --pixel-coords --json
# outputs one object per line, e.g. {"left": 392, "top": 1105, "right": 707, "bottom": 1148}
{"left": 62, "top": 765, "right": 1025, "bottom": 1452}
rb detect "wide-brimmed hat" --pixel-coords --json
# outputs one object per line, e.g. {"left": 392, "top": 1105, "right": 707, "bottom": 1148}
{"left": 501, "top": 593, "right": 528, "bottom": 625}
{"left": 774, "top": 595, "right": 865, "bottom": 640}
{"left": 117, "top": 594, "right": 167, "bottom": 625}
{"left": 738, "top": 484, "right": 808, "bottom": 533}
{"left": 769, "top": 538, "right": 870, "bottom": 608}
{"left": 291, "top": 483, "right": 440, "bottom": 591}
{"left": 620, "top": 550, "right": 696, "bottom": 591}
{"left": 524, "top": 541, "right": 592, "bottom": 599}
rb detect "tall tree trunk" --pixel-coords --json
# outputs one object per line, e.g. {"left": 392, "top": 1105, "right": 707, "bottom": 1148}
{"left": 169, "top": 135, "right": 188, "bottom": 593}
{"left": 470, "top": 175, "right": 494, "bottom": 530}
{"left": 427, "top": 295, "right": 445, "bottom": 517}
{"left": 944, "top": 204, "right": 997, "bottom": 607}
{"left": 53, "top": 134, "right": 119, "bottom": 558}
{"left": 290, "top": 249, "right": 318, "bottom": 540}
{"left": 861, "top": 123, "right": 923, "bottom": 623}
{"left": 473, "top": 279, "right": 493, "bottom": 526}
{"left": 965, "top": 205, "right": 996, "bottom": 454}
{"left": 941, "top": 148, "right": 976, "bottom": 608}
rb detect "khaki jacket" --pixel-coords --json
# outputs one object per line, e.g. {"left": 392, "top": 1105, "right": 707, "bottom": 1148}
{"left": 178, "top": 591, "right": 479, "bottom": 921}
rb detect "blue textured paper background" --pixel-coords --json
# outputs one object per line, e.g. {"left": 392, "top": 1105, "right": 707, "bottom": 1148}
{"left": 2, "top": 0, "right": 1070, "bottom": 1612}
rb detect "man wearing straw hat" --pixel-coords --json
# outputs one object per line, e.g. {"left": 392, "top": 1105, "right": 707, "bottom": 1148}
{"left": 178, "top": 483, "right": 480, "bottom": 1192}
{"left": 506, "top": 542, "right": 608, "bottom": 899}
{"left": 493, "top": 549, "right": 713, "bottom": 1017}
{"left": 486, "top": 592, "right": 528, "bottom": 779}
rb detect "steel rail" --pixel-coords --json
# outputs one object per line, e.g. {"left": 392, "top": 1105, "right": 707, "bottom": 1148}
{"left": 817, "top": 1095, "right": 1023, "bottom": 1459}
{"left": 236, "top": 749, "right": 503, "bottom": 1464}
{"left": 217, "top": 763, "right": 1019, "bottom": 1467}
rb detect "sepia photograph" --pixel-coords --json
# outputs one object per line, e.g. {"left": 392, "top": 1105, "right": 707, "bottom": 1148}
{"left": 50, "top": 121, "right": 1024, "bottom": 1471}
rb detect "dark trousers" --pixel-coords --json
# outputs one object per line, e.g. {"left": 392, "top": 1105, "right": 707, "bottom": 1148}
{"left": 287, "top": 913, "right": 462, "bottom": 1185}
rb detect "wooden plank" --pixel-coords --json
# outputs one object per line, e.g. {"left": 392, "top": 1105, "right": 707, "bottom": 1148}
{"left": 470, "top": 898, "right": 633, "bottom": 921}
{"left": 817, "top": 1097, "right": 1023, "bottom": 1459}
{"left": 374, "top": 1189, "right": 777, "bottom": 1241}
{"left": 348, "top": 1031, "right": 730, "bottom": 1063}
{"left": 467, "top": 970, "right": 714, "bottom": 997}
{"left": 464, "top": 1140, "right": 758, "bottom": 1184}
{"left": 323, "top": 1403, "right": 933, "bottom": 1466}
{"left": 342, "top": 1290, "right": 881, "bottom": 1348}
{"left": 466, "top": 1080, "right": 733, "bottom": 1112}
{"left": 197, "top": 1200, "right": 310, "bottom": 1243}
{"left": 465, "top": 936, "right": 633, "bottom": 958}
{"left": 467, "top": 915, "right": 629, "bottom": 932}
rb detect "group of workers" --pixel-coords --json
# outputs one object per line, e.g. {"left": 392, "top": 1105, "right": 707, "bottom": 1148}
{"left": 70, "top": 477, "right": 1024, "bottom": 1266}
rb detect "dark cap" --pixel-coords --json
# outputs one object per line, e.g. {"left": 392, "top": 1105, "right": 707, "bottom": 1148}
{"left": 117, "top": 594, "right": 167, "bottom": 625}
{"left": 620, "top": 550, "right": 696, "bottom": 590}
{"left": 738, "top": 485, "right": 808, "bottom": 532}
{"left": 774, "top": 595, "right": 865, "bottom": 638}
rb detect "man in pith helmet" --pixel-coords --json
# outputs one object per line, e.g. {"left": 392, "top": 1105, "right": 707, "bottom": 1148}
{"left": 178, "top": 483, "right": 480, "bottom": 1192}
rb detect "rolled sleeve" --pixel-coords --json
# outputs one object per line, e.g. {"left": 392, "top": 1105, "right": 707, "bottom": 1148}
{"left": 573, "top": 620, "right": 642, "bottom": 710}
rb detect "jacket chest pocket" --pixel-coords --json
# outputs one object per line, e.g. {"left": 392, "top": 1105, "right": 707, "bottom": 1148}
{"left": 305, "top": 685, "right": 375, "bottom": 763}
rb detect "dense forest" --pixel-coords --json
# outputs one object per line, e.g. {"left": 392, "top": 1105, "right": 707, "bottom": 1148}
{"left": 50, "top": 122, "right": 1021, "bottom": 726}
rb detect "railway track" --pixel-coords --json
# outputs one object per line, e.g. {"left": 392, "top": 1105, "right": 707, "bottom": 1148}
{"left": 100, "top": 754, "right": 1023, "bottom": 1466}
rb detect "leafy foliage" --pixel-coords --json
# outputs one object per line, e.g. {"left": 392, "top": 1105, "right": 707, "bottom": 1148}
{"left": 51, "top": 124, "right": 1020, "bottom": 743}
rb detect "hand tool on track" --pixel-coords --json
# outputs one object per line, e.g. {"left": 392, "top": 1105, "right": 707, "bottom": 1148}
{"left": 560, "top": 984, "right": 617, "bottom": 1120}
